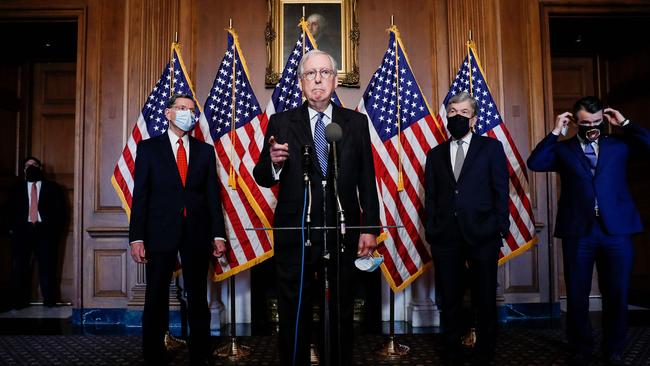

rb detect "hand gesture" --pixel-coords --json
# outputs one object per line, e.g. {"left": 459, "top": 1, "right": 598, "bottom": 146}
{"left": 268, "top": 136, "right": 289, "bottom": 167}
{"left": 552, "top": 112, "right": 573, "bottom": 135}
{"left": 603, "top": 107, "right": 626, "bottom": 126}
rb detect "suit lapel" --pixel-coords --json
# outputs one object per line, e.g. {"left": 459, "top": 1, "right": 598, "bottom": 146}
{"left": 331, "top": 104, "right": 348, "bottom": 177}
{"left": 456, "top": 134, "right": 483, "bottom": 183}
{"left": 290, "top": 102, "right": 322, "bottom": 178}
{"left": 186, "top": 136, "right": 201, "bottom": 187}
{"left": 442, "top": 141, "right": 455, "bottom": 182}
{"left": 161, "top": 132, "right": 184, "bottom": 188}
{"left": 568, "top": 137, "right": 593, "bottom": 175}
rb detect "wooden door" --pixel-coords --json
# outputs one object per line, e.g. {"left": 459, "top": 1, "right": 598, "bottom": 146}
{"left": 30, "top": 62, "right": 76, "bottom": 303}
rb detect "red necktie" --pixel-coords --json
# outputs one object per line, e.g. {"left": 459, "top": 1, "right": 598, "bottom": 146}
{"left": 177, "top": 139, "right": 188, "bottom": 216}
{"left": 177, "top": 138, "right": 188, "bottom": 186}
{"left": 29, "top": 183, "right": 38, "bottom": 223}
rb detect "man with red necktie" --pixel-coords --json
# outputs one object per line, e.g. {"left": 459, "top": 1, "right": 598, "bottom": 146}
{"left": 8, "top": 157, "right": 66, "bottom": 309}
{"left": 129, "top": 93, "right": 227, "bottom": 366}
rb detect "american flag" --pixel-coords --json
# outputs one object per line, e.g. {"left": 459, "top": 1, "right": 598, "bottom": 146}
{"left": 197, "top": 29, "right": 276, "bottom": 281}
{"left": 357, "top": 27, "right": 447, "bottom": 292}
{"left": 112, "top": 43, "right": 201, "bottom": 218}
{"left": 265, "top": 19, "right": 341, "bottom": 118}
{"left": 439, "top": 41, "right": 537, "bottom": 263}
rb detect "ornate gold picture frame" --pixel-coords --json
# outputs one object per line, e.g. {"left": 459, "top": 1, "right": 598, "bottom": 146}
{"left": 265, "top": 0, "right": 359, "bottom": 87}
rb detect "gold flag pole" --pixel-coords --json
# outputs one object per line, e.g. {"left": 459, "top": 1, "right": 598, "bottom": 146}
{"left": 215, "top": 19, "right": 251, "bottom": 363}
{"left": 467, "top": 30, "right": 473, "bottom": 96}
{"left": 392, "top": 18, "right": 404, "bottom": 192}
{"left": 227, "top": 20, "right": 237, "bottom": 190}
{"left": 375, "top": 14, "right": 409, "bottom": 363}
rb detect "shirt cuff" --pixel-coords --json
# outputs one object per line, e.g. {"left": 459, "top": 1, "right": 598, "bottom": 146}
{"left": 621, "top": 119, "right": 630, "bottom": 126}
{"left": 213, "top": 237, "right": 226, "bottom": 242}
{"left": 272, "top": 165, "right": 283, "bottom": 180}
{"left": 129, "top": 240, "right": 143, "bottom": 246}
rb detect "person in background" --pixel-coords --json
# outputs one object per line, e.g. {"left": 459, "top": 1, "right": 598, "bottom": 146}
{"left": 527, "top": 96, "right": 650, "bottom": 366}
{"left": 8, "top": 157, "right": 66, "bottom": 309}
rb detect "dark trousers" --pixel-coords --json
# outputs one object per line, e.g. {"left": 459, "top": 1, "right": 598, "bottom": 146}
{"left": 562, "top": 218, "right": 633, "bottom": 357}
{"left": 10, "top": 222, "right": 59, "bottom": 306}
{"left": 275, "top": 241, "right": 356, "bottom": 366}
{"left": 431, "top": 239, "right": 500, "bottom": 361}
{"left": 142, "top": 239, "right": 211, "bottom": 366}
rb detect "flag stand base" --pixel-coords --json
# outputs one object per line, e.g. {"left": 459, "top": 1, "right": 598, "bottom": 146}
{"left": 375, "top": 335, "right": 410, "bottom": 358}
{"left": 164, "top": 331, "right": 186, "bottom": 351}
{"left": 214, "top": 337, "right": 251, "bottom": 359}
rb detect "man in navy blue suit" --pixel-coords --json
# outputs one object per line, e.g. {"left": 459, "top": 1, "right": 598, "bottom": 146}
{"left": 425, "top": 91, "right": 509, "bottom": 366}
{"left": 527, "top": 96, "right": 650, "bottom": 365}
{"left": 129, "top": 94, "right": 227, "bottom": 366}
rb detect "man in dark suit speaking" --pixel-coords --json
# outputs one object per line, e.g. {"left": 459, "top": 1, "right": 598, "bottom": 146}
{"left": 129, "top": 94, "right": 227, "bottom": 366}
{"left": 424, "top": 91, "right": 509, "bottom": 366}
{"left": 253, "top": 50, "right": 380, "bottom": 366}
{"left": 527, "top": 96, "right": 650, "bottom": 365}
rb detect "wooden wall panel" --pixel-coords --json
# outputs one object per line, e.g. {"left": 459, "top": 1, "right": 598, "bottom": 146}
{"left": 94, "top": 249, "right": 127, "bottom": 297}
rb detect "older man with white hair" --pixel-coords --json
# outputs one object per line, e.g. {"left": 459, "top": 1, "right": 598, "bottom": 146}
{"left": 254, "top": 49, "right": 380, "bottom": 366}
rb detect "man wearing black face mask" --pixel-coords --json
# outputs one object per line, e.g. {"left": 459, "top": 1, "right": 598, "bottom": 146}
{"left": 424, "top": 92, "right": 509, "bottom": 366}
{"left": 7, "top": 157, "right": 66, "bottom": 309}
{"left": 528, "top": 96, "right": 650, "bottom": 365}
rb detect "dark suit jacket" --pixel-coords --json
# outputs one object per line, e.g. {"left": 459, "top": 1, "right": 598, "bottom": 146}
{"left": 9, "top": 179, "right": 66, "bottom": 237}
{"left": 424, "top": 134, "right": 509, "bottom": 247}
{"left": 128, "top": 132, "right": 226, "bottom": 252}
{"left": 527, "top": 122, "right": 650, "bottom": 238}
{"left": 253, "top": 102, "right": 380, "bottom": 260}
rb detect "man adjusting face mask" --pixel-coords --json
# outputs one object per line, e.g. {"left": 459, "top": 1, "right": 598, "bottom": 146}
{"left": 577, "top": 120, "right": 605, "bottom": 142}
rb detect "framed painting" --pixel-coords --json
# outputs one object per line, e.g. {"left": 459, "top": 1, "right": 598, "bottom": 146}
{"left": 265, "top": 0, "right": 359, "bottom": 87}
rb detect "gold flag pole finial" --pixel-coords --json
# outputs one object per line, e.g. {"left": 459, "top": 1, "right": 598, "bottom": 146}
{"left": 174, "top": 31, "right": 178, "bottom": 43}
{"left": 390, "top": 15, "right": 394, "bottom": 27}
{"left": 229, "top": 18, "right": 233, "bottom": 30}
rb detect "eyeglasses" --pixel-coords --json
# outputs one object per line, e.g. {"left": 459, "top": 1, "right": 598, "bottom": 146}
{"left": 301, "top": 69, "right": 335, "bottom": 81}
{"left": 170, "top": 105, "right": 195, "bottom": 112}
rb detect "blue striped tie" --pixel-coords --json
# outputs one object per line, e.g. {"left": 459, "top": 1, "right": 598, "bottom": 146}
{"left": 314, "top": 112, "right": 328, "bottom": 177}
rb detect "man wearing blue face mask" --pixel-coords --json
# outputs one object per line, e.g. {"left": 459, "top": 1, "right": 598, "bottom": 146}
{"left": 424, "top": 91, "right": 509, "bottom": 366}
{"left": 129, "top": 93, "right": 227, "bottom": 366}
{"left": 528, "top": 96, "right": 650, "bottom": 366}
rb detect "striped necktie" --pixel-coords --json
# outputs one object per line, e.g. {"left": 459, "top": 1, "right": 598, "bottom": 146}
{"left": 314, "top": 112, "right": 328, "bottom": 177}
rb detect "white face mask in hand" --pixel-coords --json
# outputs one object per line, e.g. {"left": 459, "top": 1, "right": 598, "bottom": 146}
{"left": 173, "top": 109, "right": 196, "bottom": 132}
{"left": 355, "top": 254, "right": 384, "bottom": 272}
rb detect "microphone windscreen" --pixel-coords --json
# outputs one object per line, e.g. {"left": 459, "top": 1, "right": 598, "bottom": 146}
{"left": 325, "top": 123, "right": 343, "bottom": 143}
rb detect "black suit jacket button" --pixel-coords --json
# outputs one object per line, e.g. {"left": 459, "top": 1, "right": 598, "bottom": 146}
{"left": 454, "top": 190, "right": 459, "bottom": 195}
{"left": 453, "top": 212, "right": 457, "bottom": 216}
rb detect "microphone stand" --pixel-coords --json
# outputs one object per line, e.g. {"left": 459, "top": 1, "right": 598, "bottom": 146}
{"left": 330, "top": 140, "right": 344, "bottom": 366}
{"left": 321, "top": 179, "right": 330, "bottom": 366}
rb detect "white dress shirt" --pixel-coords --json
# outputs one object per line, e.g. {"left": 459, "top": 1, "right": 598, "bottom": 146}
{"left": 449, "top": 132, "right": 473, "bottom": 175}
{"left": 168, "top": 130, "right": 190, "bottom": 161}
{"left": 26, "top": 181, "right": 42, "bottom": 222}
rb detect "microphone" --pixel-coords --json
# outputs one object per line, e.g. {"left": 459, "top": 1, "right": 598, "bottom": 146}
{"left": 324, "top": 123, "right": 346, "bottom": 239}
{"left": 301, "top": 145, "right": 312, "bottom": 184}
